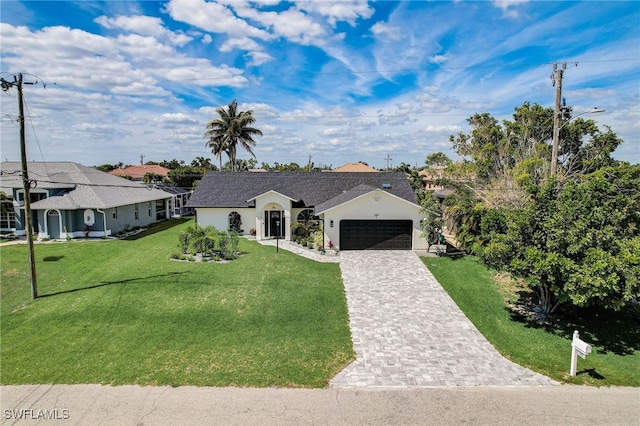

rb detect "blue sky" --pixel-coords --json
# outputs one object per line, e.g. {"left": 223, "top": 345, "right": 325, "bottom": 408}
{"left": 1, "top": 1, "right": 638, "bottom": 169}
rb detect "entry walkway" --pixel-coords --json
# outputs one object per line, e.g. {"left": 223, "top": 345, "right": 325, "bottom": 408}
{"left": 331, "top": 251, "right": 556, "bottom": 387}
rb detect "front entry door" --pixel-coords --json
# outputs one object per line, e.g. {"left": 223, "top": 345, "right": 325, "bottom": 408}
{"left": 267, "top": 210, "right": 284, "bottom": 237}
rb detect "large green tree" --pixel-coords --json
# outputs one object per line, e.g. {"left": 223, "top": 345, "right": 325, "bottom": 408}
{"left": 479, "top": 165, "right": 640, "bottom": 313}
{"left": 168, "top": 166, "right": 202, "bottom": 188}
{"left": 204, "top": 100, "right": 263, "bottom": 172}
{"left": 437, "top": 101, "right": 634, "bottom": 312}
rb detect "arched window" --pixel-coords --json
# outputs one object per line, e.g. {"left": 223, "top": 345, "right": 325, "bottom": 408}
{"left": 296, "top": 209, "right": 318, "bottom": 222}
{"left": 292, "top": 209, "right": 320, "bottom": 240}
{"left": 228, "top": 211, "right": 242, "bottom": 233}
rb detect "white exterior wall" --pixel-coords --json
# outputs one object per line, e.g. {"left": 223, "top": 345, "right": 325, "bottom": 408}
{"left": 253, "top": 192, "right": 292, "bottom": 241}
{"left": 321, "top": 190, "right": 428, "bottom": 251}
{"left": 195, "top": 207, "right": 254, "bottom": 234}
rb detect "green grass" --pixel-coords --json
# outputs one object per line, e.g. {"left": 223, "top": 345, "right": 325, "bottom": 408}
{"left": 423, "top": 256, "right": 640, "bottom": 387}
{"left": 1, "top": 219, "right": 354, "bottom": 387}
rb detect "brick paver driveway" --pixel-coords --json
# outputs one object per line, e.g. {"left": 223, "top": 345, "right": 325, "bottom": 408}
{"left": 331, "top": 251, "right": 556, "bottom": 387}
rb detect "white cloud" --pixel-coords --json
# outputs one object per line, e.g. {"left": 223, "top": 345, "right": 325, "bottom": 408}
{"left": 154, "top": 113, "right": 199, "bottom": 125}
{"left": 246, "top": 50, "right": 274, "bottom": 66}
{"left": 95, "top": 15, "right": 192, "bottom": 46}
{"left": 235, "top": 5, "right": 326, "bottom": 45}
{"left": 165, "top": 0, "right": 271, "bottom": 40}
{"left": 370, "top": 21, "right": 402, "bottom": 42}
{"left": 219, "top": 36, "right": 261, "bottom": 52}
{"left": 429, "top": 53, "right": 450, "bottom": 64}
{"left": 493, "top": 0, "right": 527, "bottom": 19}
{"left": 297, "top": 0, "right": 375, "bottom": 27}
{"left": 424, "top": 125, "right": 461, "bottom": 133}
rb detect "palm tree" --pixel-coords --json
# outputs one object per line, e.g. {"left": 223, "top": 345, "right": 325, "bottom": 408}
{"left": 204, "top": 100, "right": 263, "bottom": 172}
{"left": 191, "top": 156, "right": 215, "bottom": 172}
{"left": 206, "top": 134, "right": 227, "bottom": 170}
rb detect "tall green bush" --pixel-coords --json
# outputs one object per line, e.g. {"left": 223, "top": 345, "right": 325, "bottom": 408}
{"left": 312, "top": 230, "right": 323, "bottom": 251}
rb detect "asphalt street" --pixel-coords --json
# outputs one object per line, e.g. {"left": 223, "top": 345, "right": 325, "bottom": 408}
{"left": 1, "top": 384, "right": 638, "bottom": 425}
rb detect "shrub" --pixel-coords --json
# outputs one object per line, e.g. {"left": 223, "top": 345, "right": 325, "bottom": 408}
{"left": 219, "top": 232, "right": 229, "bottom": 254}
{"left": 178, "top": 231, "right": 191, "bottom": 253}
{"left": 229, "top": 231, "right": 239, "bottom": 254}
{"left": 313, "top": 231, "right": 323, "bottom": 251}
{"left": 203, "top": 235, "right": 216, "bottom": 256}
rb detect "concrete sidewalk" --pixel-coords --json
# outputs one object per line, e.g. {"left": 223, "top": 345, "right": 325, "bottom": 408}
{"left": 1, "top": 385, "right": 638, "bottom": 425}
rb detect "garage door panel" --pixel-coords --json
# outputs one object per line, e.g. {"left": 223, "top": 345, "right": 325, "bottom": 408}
{"left": 340, "top": 220, "right": 412, "bottom": 250}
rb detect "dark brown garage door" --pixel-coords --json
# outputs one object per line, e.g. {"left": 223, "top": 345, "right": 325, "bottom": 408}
{"left": 340, "top": 220, "right": 413, "bottom": 250}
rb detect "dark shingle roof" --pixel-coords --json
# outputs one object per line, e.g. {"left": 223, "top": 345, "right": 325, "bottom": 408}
{"left": 186, "top": 172, "right": 417, "bottom": 209}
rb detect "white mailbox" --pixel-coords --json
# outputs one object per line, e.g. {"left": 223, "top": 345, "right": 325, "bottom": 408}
{"left": 574, "top": 338, "right": 592, "bottom": 359}
{"left": 570, "top": 330, "right": 592, "bottom": 376}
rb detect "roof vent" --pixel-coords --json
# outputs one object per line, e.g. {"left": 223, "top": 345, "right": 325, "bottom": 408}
{"left": 382, "top": 183, "right": 391, "bottom": 189}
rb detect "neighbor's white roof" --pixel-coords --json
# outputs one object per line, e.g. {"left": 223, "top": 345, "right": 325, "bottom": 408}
{"left": 0, "top": 161, "right": 171, "bottom": 210}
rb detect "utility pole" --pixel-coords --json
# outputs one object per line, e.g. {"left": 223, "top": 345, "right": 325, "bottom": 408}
{"left": 551, "top": 61, "right": 566, "bottom": 175}
{"left": 385, "top": 154, "right": 393, "bottom": 170}
{"left": 2, "top": 73, "right": 39, "bottom": 299}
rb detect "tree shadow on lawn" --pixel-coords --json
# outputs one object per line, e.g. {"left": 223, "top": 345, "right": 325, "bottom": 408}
{"left": 507, "top": 291, "right": 640, "bottom": 356}
{"left": 39, "top": 271, "right": 189, "bottom": 298}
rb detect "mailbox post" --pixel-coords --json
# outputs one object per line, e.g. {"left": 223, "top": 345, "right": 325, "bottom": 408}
{"left": 570, "top": 330, "right": 592, "bottom": 376}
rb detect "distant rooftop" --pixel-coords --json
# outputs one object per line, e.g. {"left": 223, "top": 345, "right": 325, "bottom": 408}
{"left": 109, "top": 164, "right": 170, "bottom": 180}
{"left": 331, "top": 162, "right": 378, "bottom": 173}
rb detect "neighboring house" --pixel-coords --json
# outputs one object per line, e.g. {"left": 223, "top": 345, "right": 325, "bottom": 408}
{"left": 418, "top": 167, "right": 447, "bottom": 190}
{"left": 109, "top": 164, "right": 170, "bottom": 181}
{"left": 151, "top": 184, "right": 193, "bottom": 218}
{"left": 330, "top": 162, "right": 379, "bottom": 172}
{"left": 0, "top": 162, "right": 172, "bottom": 239}
{"left": 186, "top": 172, "right": 428, "bottom": 251}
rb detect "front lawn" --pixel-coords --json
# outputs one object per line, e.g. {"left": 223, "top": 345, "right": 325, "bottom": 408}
{"left": 423, "top": 256, "right": 640, "bottom": 386}
{"left": 0, "top": 219, "right": 354, "bottom": 387}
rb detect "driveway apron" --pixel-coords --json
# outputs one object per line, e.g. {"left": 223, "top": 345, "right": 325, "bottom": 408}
{"left": 331, "top": 251, "right": 556, "bottom": 387}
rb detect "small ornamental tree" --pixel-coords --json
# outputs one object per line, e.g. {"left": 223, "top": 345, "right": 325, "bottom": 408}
{"left": 419, "top": 191, "right": 444, "bottom": 245}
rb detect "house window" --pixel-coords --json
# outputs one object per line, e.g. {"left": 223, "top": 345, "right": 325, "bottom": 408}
{"left": 297, "top": 209, "right": 318, "bottom": 222}
{"left": 134, "top": 204, "right": 139, "bottom": 220}
{"left": 17, "top": 192, "right": 47, "bottom": 203}
{"left": 148, "top": 202, "right": 152, "bottom": 217}
{"left": 229, "top": 211, "right": 242, "bottom": 233}
{"left": 31, "top": 193, "right": 47, "bottom": 203}
{"left": 156, "top": 199, "right": 166, "bottom": 221}
{"left": 0, "top": 201, "right": 16, "bottom": 229}
{"left": 113, "top": 207, "right": 118, "bottom": 219}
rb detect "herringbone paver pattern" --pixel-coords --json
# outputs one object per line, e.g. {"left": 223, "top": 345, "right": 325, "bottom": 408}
{"left": 331, "top": 251, "right": 557, "bottom": 387}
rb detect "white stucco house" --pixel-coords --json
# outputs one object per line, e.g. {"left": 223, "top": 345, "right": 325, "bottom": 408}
{"left": 186, "top": 172, "right": 428, "bottom": 251}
